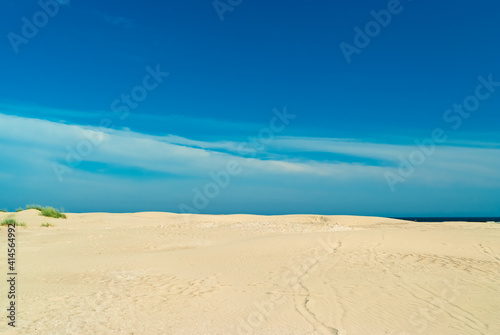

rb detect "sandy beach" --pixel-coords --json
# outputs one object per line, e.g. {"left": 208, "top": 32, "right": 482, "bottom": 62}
{"left": 0, "top": 210, "right": 499, "bottom": 335}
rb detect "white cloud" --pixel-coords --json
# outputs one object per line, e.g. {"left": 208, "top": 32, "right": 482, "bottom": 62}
{"left": 1, "top": 113, "right": 500, "bottom": 185}
{"left": 91, "top": 11, "right": 135, "bottom": 29}
{"left": 1, "top": 112, "right": 500, "bottom": 215}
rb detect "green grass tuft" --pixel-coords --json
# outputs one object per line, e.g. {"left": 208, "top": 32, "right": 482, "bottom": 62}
{"left": 26, "top": 204, "right": 43, "bottom": 211}
{"left": 41, "top": 223, "right": 55, "bottom": 228}
{"left": 0, "top": 209, "right": 7, "bottom": 212}
{"left": 40, "top": 207, "right": 67, "bottom": 219}
{"left": 1, "top": 218, "right": 26, "bottom": 227}
{"left": 1, "top": 218, "right": 15, "bottom": 226}
{"left": 15, "top": 208, "right": 23, "bottom": 212}
{"left": 21, "top": 204, "right": 67, "bottom": 218}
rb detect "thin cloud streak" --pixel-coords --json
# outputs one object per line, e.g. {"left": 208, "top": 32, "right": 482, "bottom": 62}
{"left": 1, "top": 113, "right": 499, "bottom": 184}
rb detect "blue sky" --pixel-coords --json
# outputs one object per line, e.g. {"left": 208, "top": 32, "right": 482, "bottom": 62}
{"left": 1, "top": 0, "right": 499, "bottom": 216}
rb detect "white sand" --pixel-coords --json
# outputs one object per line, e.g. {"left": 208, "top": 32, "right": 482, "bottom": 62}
{"left": 0, "top": 210, "right": 499, "bottom": 334}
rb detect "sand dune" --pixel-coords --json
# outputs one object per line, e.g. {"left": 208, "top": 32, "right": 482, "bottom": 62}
{"left": 0, "top": 210, "right": 499, "bottom": 334}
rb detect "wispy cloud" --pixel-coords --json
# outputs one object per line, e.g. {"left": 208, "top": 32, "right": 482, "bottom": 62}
{"left": 2, "top": 112, "right": 499, "bottom": 182}
{"left": 91, "top": 10, "right": 135, "bottom": 29}
{"left": 0, "top": 100, "right": 266, "bottom": 139}
{"left": 1, "top": 111, "right": 499, "bottom": 215}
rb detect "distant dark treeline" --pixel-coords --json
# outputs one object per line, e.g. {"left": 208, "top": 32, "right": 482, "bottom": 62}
{"left": 394, "top": 217, "right": 500, "bottom": 223}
